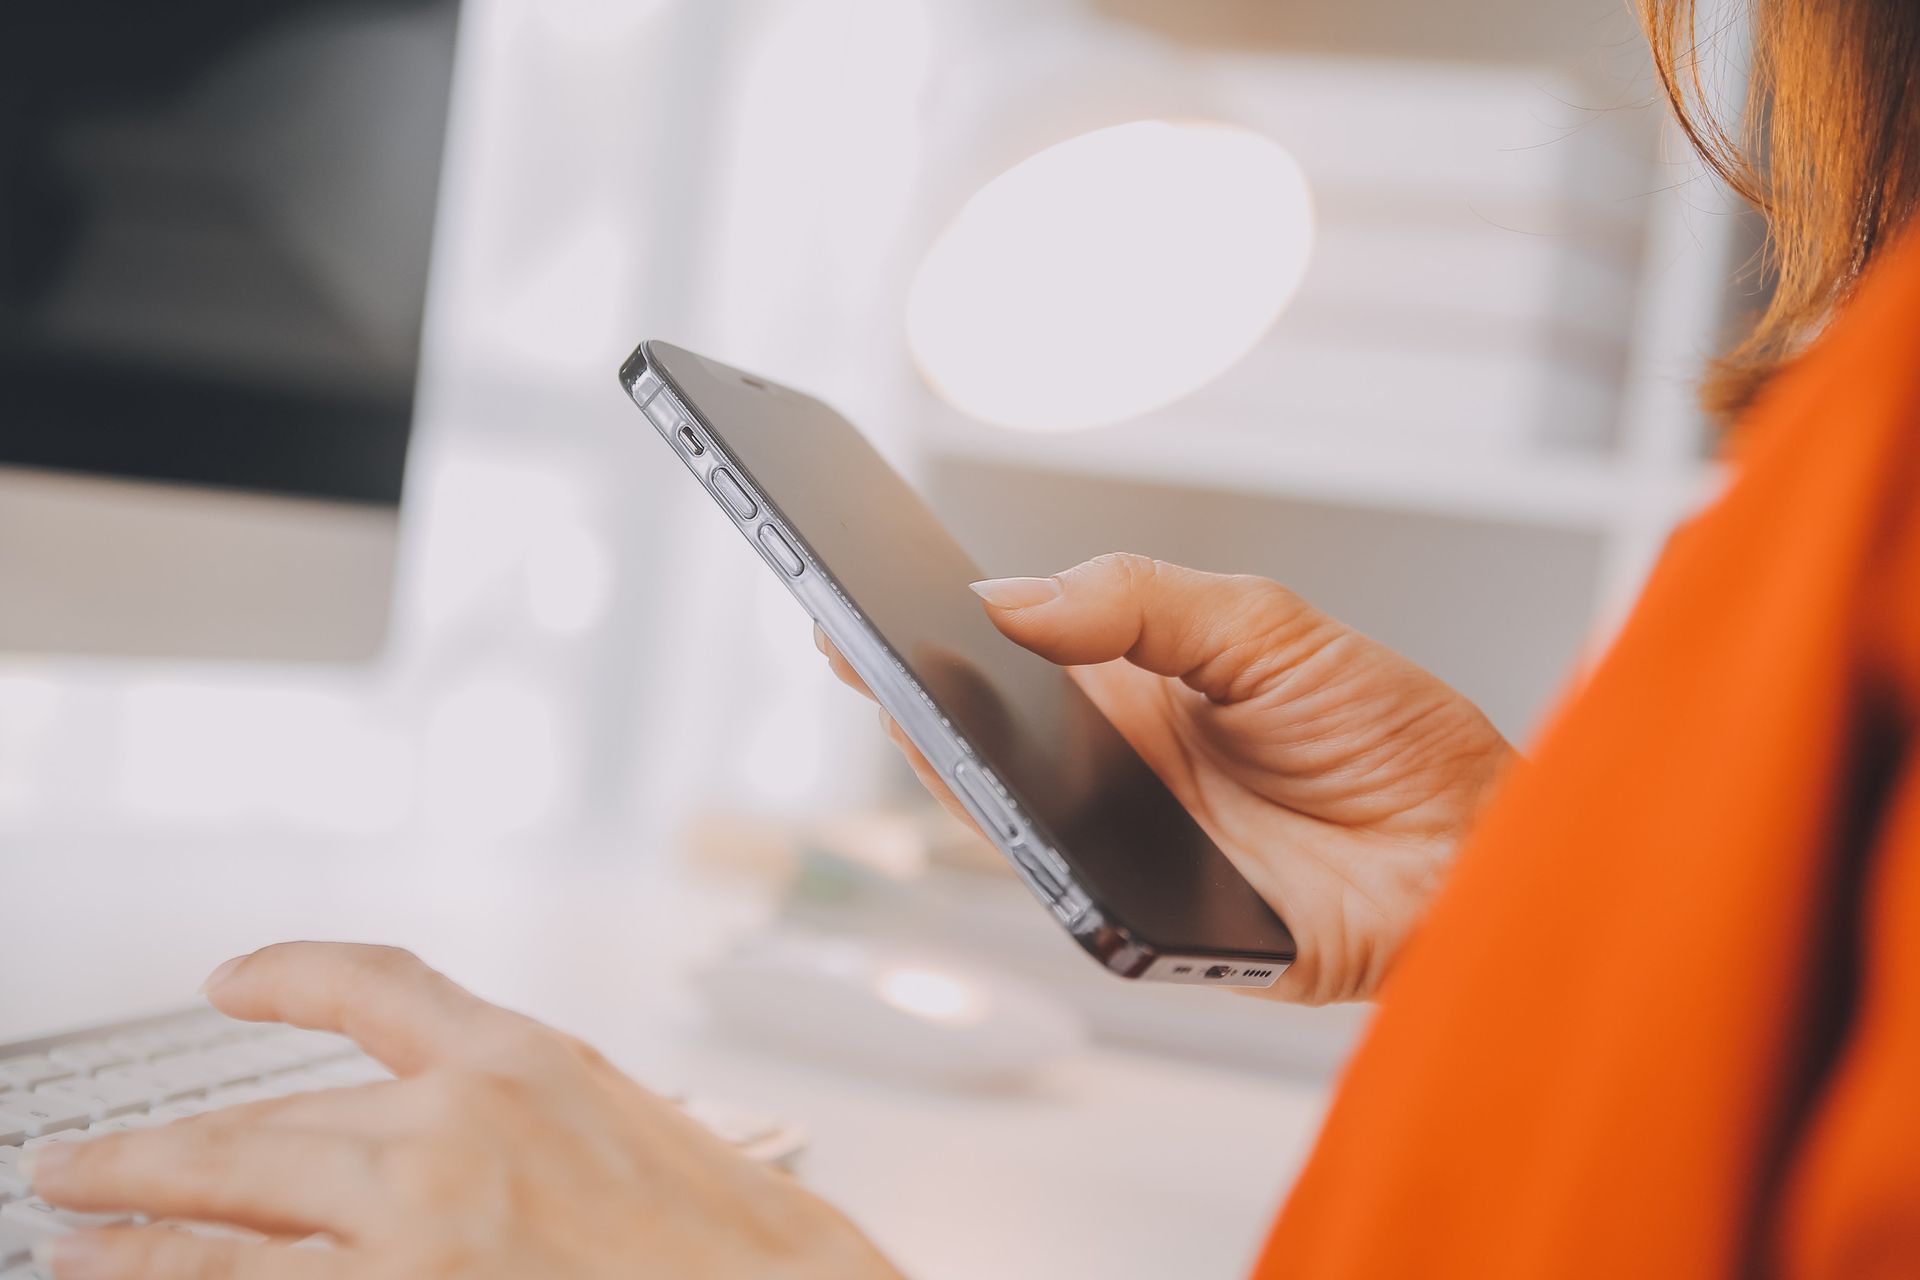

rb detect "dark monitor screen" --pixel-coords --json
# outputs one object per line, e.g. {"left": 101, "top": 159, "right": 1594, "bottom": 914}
{"left": 0, "top": 0, "right": 459, "bottom": 507}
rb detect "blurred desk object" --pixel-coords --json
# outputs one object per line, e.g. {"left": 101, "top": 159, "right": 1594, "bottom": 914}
{"left": 1, "top": 836, "right": 1328, "bottom": 1280}
{"left": 689, "top": 806, "right": 1372, "bottom": 1079}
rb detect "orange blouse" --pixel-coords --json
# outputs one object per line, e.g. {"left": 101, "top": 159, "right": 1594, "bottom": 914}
{"left": 1253, "top": 231, "right": 1920, "bottom": 1278}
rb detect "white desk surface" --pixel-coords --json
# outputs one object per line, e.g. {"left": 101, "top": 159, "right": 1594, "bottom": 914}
{"left": 2, "top": 840, "right": 1330, "bottom": 1280}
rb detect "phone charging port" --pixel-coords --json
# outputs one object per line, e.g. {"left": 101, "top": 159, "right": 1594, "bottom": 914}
{"left": 1204, "top": 965, "right": 1233, "bottom": 980}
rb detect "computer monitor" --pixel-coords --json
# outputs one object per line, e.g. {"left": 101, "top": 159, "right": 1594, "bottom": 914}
{"left": 0, "top": 0, "right": 460, "bottom": 661}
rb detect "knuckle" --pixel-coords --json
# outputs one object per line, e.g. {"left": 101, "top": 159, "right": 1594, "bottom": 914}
{"left": 487, "top": 1057, "right": 558, "bottom": 1110}
{"left": 361, "top": 944, "right": 427, "bottom": 979}
{"left": 483, "top": 1018, "right": 568, "bottom": 1072}
{"left": 1219, "top": 579, "right": 1329, "bottom": 699}
{"left": 419, "top": 1067, "right": 490, "bottom": 1117}
{"left": 1232, "top": 585, "right": 1308, "bottom": 639}
{"left": 342, "top": 945, "right": 432, "bottom": 1008}
{"left": 555, "top": 1032, "right": 612, "bottom": 1075}
{"left": 1090, "top": 550, "right": 1160, "bottom": 588}
{"left": 1239, "top": 574, "right": 1304, "bottom": 617}
{"left": 422, "top": 1062, "right": 545, "bottom": 1123}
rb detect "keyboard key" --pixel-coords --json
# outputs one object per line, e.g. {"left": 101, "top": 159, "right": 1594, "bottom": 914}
{"left": 0, "top": 1219, "right": 41, "bottom": 1265}
{"left": 202, "top": 1084, "right": 273, "bottom": 1111}
{"left": 255, "top": 1069, "right": 338, "bottom": 1097}
{"left": 278, "top": 1029, "right": 358, "bottom": 1061}
{"left": 309, "top": 1059, "right": 390, "bottom": 1088}
{"left": 243, "top": 1046, "right": 309, "bottom": 1076}
{"left": 5, "top": 1010, "right": 803, "bottom": 1192}
{"left": 86, "top": 1116, "right": 158, "bottom": 1137}
{"left": 147, "top": 1100, "right": 216, "bottom": 1125}
{"left": 1, "top": 1198, "right": 131, "bottom": 1234}
{"left": 29, "top": 1082, "right": 143, "bottom": 1125}
{"left": 0, "top": 1063, "right": 69, "bottom": 1094}
{"left": 46, "top": 1043, "right": 130, "bottom": 1076}
{"left": 96, "top": 1060, "right": 206, "bottom": 1105}
{"left": 149, "top": 1013, "right": 235, "bottom": 1055}
{"left": 103, "top": 1029, "right": 176, "bottom": 1062}
{"left": 253, "top": 1074, "right": 315, "bottom": 1100}
{"left": 78, "top": 1078, "right": 148, "bottom": 1121}
{"left": 20, "top": 1132, "right": 87, "bottom": 1154}
{"left": 0, "top": 1148, "right": 28, "bottom": 1200}
{"left": 0, "top": 1098, "right": 86, "bottom": 1142}
{"left": 155, "top": 1049, "right": 256, "bottom": 1093}
{"left": 253, "top": 1037, "right": 349, "bottom": 1075}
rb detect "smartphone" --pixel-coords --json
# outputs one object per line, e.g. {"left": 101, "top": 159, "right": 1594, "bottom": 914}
{"left": 620, "top": 341, "right": 1296, "bottom": 987}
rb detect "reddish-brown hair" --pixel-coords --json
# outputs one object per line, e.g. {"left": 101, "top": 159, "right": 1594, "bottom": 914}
{"left": 1638, "top": 0, "right": 1920, "bottom": 416}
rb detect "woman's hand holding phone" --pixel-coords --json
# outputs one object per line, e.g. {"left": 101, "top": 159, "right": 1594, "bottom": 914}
{"left": 820, "top": 553, "right": 1515, "bottom": 1004}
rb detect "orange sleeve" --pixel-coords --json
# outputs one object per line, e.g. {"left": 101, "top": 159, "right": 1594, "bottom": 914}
{"left": 1251, "top": 230, "right": 1920, "bottom": 1278}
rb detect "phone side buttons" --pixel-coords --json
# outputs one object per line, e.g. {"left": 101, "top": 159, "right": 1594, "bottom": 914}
{"left": 952, "top": 765, "right": 1071, "bottom": 902}
{"left": 952, "top": 763, "right": 1020, "bottom": 842}
{"left": 758, "top": 524, "right": 804, "bottom": 577}
{"left": 709, "top": 467, "right": 758, "bottom": 520}
{"left": 1010, "top": 843, "right": 1070, "bottom": 901}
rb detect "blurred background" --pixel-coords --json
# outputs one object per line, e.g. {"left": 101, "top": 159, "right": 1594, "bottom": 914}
{"left": 1, "top": 0, "right": 1753, "bottom": 1274}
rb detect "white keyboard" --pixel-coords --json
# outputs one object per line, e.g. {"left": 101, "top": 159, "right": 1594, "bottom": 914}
{"left": 0, "top": 1007, "right": 803, "bottom": 1275}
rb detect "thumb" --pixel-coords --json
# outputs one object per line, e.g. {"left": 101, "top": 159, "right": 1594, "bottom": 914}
{"left": 970, "top": 553, "right": 1330, "bottom": 703}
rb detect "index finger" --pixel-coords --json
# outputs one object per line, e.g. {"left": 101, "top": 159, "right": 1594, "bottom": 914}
{"left": 203, "top": 943, "right": 527, "bottom": 1076}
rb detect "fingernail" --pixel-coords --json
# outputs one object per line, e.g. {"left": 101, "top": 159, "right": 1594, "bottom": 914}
{"left": 969, "top": 577, "right": 1061, "bottom": 609}
{"left": 199, "top": 954, "right": 246, "bottom": 996}
{"left": 35, "top": 1231, "right": 105, "bottom": 1276}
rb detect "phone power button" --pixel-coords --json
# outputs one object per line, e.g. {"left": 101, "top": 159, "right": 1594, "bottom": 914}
{"left": 758, "top": 525, "right": 804, "bottom": 577}
{"left": 953, "top": 763, "right": 1020, "bottom": 842}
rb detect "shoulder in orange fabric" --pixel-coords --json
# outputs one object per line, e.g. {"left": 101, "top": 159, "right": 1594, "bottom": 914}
{"left": 1253, "top": 230, "right": 1920, "bottom": 1278}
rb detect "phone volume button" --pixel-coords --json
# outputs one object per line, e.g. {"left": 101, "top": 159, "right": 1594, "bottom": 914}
{"left": 758, "top": 524, "right": 804, "bottom": 576}
{"left": 709, "top": 467, "right": 758, "bottom": 520}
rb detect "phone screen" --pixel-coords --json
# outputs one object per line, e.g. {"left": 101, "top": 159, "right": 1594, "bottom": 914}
{"left": 648, "top": 342, "right": 1294, "bottom": 962}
